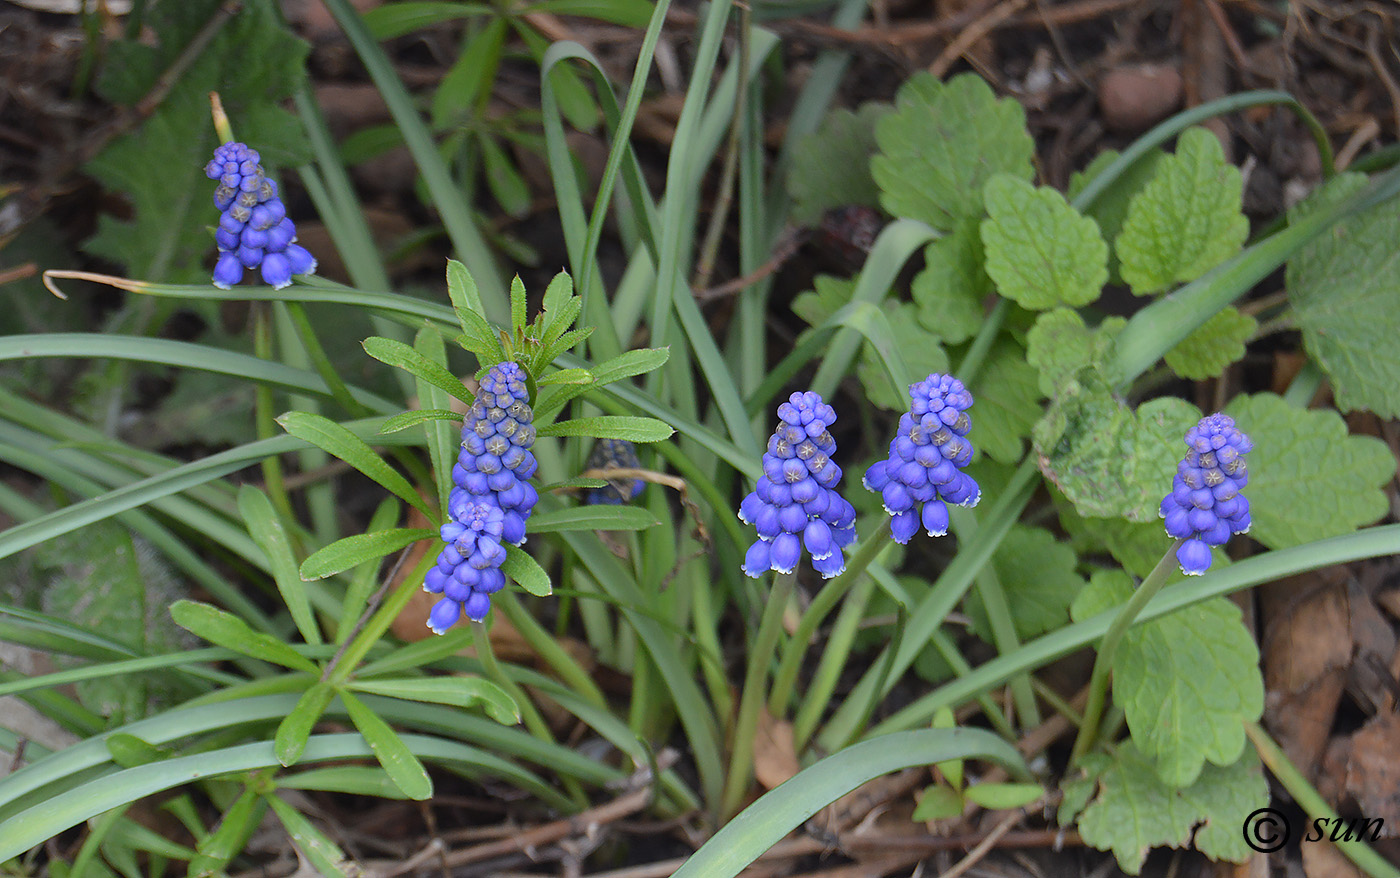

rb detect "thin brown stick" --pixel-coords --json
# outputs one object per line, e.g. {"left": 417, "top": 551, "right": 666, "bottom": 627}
{"left": 929, "top": 0, "right": 1033, "bottom": 79}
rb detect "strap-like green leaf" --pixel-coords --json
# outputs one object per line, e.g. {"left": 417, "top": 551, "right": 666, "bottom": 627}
{"left": 277, "top": 411, "right": 432, "bottom": 518}
{"left": 362, "top": 336, "right": 473, "bottom": 404}
{"left": 300, "top": 528, "right": 435, "bottom": 581}
{"left": 239, "top": 486, "right": 322, "bottom": 645}
{"left": 187, "top": 787, "right": 264, "bottom": 878}
{"left": 265, "top": 791, "right": 355, "bottom": 875}
{"left": 274, "top": 681, "right": 336, "bottom": 767}
{"left": 348, "top": 676, "right": 518, "bottom": 725}
{"left": 590, "top": 347, "right": 669, "bottom": 385}
{"left": 537, "top": 415, "right": 674, "bottom": 442}
{"left": 501, "top": 545, "right": 551, "bottom": 597}
{"left": 535, "top": 367, "right": 592, "bottom": 387}
{"left": 340, "top": 689, "right": 433, "bottom": 800}
{"left": 169, "top": 600, "right": 317, "bottom": 673}
{"left": 527, "top": 506, "right": 658, "bottom": 533}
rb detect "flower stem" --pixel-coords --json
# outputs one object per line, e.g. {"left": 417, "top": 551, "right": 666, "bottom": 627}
{"left": 1245, "top": 721, "right": 1397, "bottom": 878}
{"left": 721, "top": 569, "right": 796, "bottom": 820}
{"left": 1069, "top": 543, "right": 1181, "bottom": 764}
{"left": 768, "top": 518, "right": 891, "bottom": 718}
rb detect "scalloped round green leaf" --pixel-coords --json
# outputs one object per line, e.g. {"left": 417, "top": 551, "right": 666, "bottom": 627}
{"left": 1026, "top": 308, "right": 1126, "bottom": 397}
{"left": 788, "top": 103, "right": 891, "bottom": 225}
{"left": 1033, "top": 376, "right": 1200, "bottom": 521}
{"left": 1073, "top": 572, "right": 1262, "bottom": 788}
{"left": 912, "top": 220, "right": 989, "bottom": 345}
{"left": 967, "top": 337, "right": 1041, "bottom": 463}
{"left": 1286, "top": 172, "right": 1400, "bottom": 418}
{"left": 1223, "top": 392, "right": 1393, "bottom": 549}
{"left": 1075, "top": 741, "right": 1266, "bottom": 874}
{"left": 872, "top": 73, "right": 1033, "bottom": 231}
{"left": 981, "top": 175, "right": 1108, "bottom": 309}
{"left": 1162, "top": 305, "right": 1256, "bottom": 380}
{"left": 1115, "top": 128, "right": 1248, "bottom": 296}
{"left": 965, "top": 525, "right": 1083, "bottom": 641}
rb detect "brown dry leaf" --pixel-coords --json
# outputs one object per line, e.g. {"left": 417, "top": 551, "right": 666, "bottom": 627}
{"left": 754, "top": 707, "right": 800, "bottom": 790}
{"left": 1376, "top": 586, "right": 1400, "bottom": 622}
{"left": 1261, "top": 573, "right": 1354, "bottom": 775}
{"left": 1345, "top": 711, "right": 1400, "bottom": 834}
{"left": 1302, "top": 838, "right": 1367, "bottom": 878}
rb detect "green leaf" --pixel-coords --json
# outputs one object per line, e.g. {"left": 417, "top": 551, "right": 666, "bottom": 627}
{"left": 273, "top": 681, "right": 336, "bottom": 767}
{"left": 911, "top": 784, "right": 964, "bottom": 821}
{"left": 278, "top": 766, "right": 412, "bottom": 799}
{"left": 509, "top": 275, "right": 528, "bottom": 338}
{"left": 536, "top": 415, "right": 674, "bottom": 442}
{"left": 966, "top": 525, "right": 1083, "bottom": 641}
{"left": 912, "top": 220, "right": 990, "bottom": 345}
{"left": 1033, "top": 375, "right": 1201, "bottom": 521}
{"left": 300, "top": 529, "right": 435, "bottom": 581}
{"left": 170, "top": 600, "right": 317, "bottom": 673}
{"left": 527, "top": 506, "right": 659, "bottom": 534}
{"left": 502, "top": 545, "right": 551, "bottom": 598}
{"left": 1073, "top": 742, "right": 1267, "bottom": 874}
{"left": 853, "top": 302, "right": 944, "bottom": 410}
{"left": 791, "top": 274, "right": 853, "bottom": 328}
{"left": 588, "top": 347, "right": 670, "bottom": 386}
{"left": 482, "top": 135, "right": 531, "bottom": 220}
{"left": 1162, "top": 305, "right": 1256, "bottom": 380}
{"left": 966, "top": 337, "right": 1042, "bottom": 464}
{"left": 430, "top": 16, "right": 506, "bottom": 128}
{"left": 535, "top": 368, "right": 591, "bottom": 387}
{"left": 362, "top": 336, "right": 473, "bottom": 404}
{"left": 104, "top": 733, "right": 171, "bottom": 768}
{"left": 1223, "top": 393, "right": 1394, "bottom": 549}
{"left": 1068, "top": 148, "right": 1165, "bottom": 281}
{"left": 379, "top": 409, "right": 462, "bottom": 433}
{"left": 277, "top": 411, "right": 432, "bottom": 518}
{"left": 362, "top": 2, "right": 492, "bottom": 39}
{"left": 1053, "top": 491, "right": 1171, "bottom": 579}
{"left": 981, "top": 174, "right": 1108, "bottom": 309}
{"left": 1115, "top": 128, "right": 1248, "bottom": 296}
{"left": 537, "top": 271, "right": 575, "bottom": 332}
{"left": 340, "top": 689, "right": 432, "bottom": 800}
{"left": 264, "top": 792, "right": 356, "bottom": 876}
{"left": 1072, "top": 571, "right": 1263, "bottom": 787}
{"left": 445, "top": 259, "right": 492, "bottom": 345}
{"left": 238, "top": 486, "right": 321, "bottom": 646}
{"left": 84, "top": 0, "right": 309, "bottom": 283}
{"left": 788, "top": 103, "right": 891, "bottom": 225}
{"left": 187, "top": 787, "right": 264, "bottom": 878}
{"left": 873, "top": 73, "right": 1034, "bottom": 231}
{"left": 963, "top": 782, "right": 1044, "bottom": 810}
{"left": 1286, "top": 172, "right": 1400, "bottom": 417}
{"left": 347, "top": 676, "right": 518, "bottom": 724}
{"left": 1026, "top": 308, "right": 1127, "bottom": 397}
{"left": 36, "top": 521, "right": 186, "bottom": 722}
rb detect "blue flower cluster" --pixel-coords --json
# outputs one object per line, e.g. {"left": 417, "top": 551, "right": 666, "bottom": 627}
{"left": 585, "top": 438, "right": 645, "bottom": 505}
{"left": 863, "top": 373, "right": 981, "bottom": 543}
{"left": 1160, "top": 413, "right": 1252, "bottom": 576}
{"left": 738, "top": 391, "right": 857, "bottom": 578}
{"left": 205, "top": 142, "right": 316, "bottom": 290}
{"left": 424, "top": 362, "right": 540, "bottom": 632}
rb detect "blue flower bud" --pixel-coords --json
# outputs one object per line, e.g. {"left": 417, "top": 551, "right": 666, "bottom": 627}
{"left": 206, "top": 142, "right": 316, "bottom": 290}
{"left": 864, "top": 373, "right": 980, "bottom": 544}
{"left": 1159, "top": 413, "right": 1252, "bottom": 576}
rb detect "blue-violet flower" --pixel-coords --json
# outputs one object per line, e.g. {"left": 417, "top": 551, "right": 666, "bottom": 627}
{"left": 738, "top": 391, "right": 856, "bottom": 579}
{"left": 205, "top": 142, "right": 316, "bottom": 290}
{"left": 1159, "top": 413, "right": 1252, "bottom": 576}
{"left": 863, "top": 373, "right": 981, "bottom": 544}
{"left": 585, "top": 438, "right": 645, "bottom": 505}
{"left": 423, "top": 362, "right": 539, "bottom": 631}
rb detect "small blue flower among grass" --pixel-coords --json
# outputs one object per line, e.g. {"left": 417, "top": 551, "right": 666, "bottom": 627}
{"left": 1159, "top": 413, "right": 1252, "bottom": 575}
{"left": 863, "top": 373, "right": 981, "bottom": 544}
{"left": 738, "top": 391, "right": 856, "bottom": 578}
{"left": 585, "top": 438, "right": 645, "bottom": 505}
{"left": 425, "top": 362, "right": 539, "bottom": 631}
{"left": 205, "top": 142, "right": 316, "bottom": 290}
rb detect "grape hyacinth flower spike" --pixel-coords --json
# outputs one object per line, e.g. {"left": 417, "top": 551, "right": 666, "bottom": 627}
{"left": 205, "top": 142, "right": 316, "bottom": 290}
{"left": 738, "top": 391, "right": 857, "bottom": 578}
{"left": 424, "top": 362, "right": 539, "bottom": 632}
{"left": 863, "top": 373, "right": 981, "bottom": 544}
{"left": 1159, "top": 413, "right": 1252, "bottom": 576}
